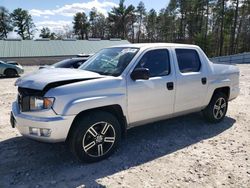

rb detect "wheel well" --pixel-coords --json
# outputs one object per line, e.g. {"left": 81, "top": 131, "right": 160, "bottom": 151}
{"left": 213, "top": 87, "right": 230, "bottom": 99}
{"left": 4, "top": 68, "right": 17, "bottom": 74}
{"left": 67, "top": 105, "right": 127, "bottom": 141}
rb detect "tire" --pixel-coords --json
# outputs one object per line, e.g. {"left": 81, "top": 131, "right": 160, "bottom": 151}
{"left": 68, "top": 111, "right": 121, "bottom": 163}
{"left": 203, "top": 92, "right": 228, "bottom": 123}
{"left": 4, "top": 69, "right": 17, "bottom": 78}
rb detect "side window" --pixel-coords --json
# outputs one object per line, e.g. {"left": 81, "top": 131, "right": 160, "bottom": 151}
{"left": 135, "top": 49, "right": 170, "bottom": 77}
{"left": 175, "top": 49, "right": 201, "bottom": 73}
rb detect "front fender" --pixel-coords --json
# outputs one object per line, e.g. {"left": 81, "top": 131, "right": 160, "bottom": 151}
{"left": 0, "top": 67, "right": 4, "bottom": 75}
{"left": 61, "top": 93, "right": 127, "bottom": 117}
{"left": 1, "top": 67, "right": 7, "bottom": 74}
{"left": 2, "top": 65, "right": 19, "bottom": 74}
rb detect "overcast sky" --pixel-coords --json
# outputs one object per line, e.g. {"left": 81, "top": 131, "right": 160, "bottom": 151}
{"left": 1, "top": 0, "right": 170, "bottom": 38}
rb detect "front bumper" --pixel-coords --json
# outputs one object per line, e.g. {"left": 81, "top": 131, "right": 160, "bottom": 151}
{"left": 17, "top": 68, "right": 24, "bottom": 75}
{"left": 11, "top": 101, "right": 75, "bottom": 143}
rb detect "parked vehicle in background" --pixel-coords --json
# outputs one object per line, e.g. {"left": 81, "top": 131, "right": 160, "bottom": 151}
{"left": 77, "top": 53, "right": 94, "bottom": 57}
{"left": 39, "top": 57, "right": 90, "bottom": 70}
{"left": 11, "top": 43, "right": 239, "bottom": 162}
{"left": 0, "top": 60, "right": 24, "bottom": 77}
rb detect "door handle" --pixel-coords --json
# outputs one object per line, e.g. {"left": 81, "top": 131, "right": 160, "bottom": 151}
{"left": 201, "top": 77, "right": 207, "bottom": 85}
{"left": 166, "top": 82, "right": 174, "bottom": 90}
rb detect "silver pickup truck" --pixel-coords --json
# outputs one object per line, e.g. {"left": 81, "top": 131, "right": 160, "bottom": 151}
{"left": 11, "top": 43, "right": 239, "bottom": 162}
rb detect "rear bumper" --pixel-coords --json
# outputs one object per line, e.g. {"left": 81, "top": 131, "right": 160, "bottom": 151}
{"left": 11, "top": 101, "right": 75, "bottom": 143}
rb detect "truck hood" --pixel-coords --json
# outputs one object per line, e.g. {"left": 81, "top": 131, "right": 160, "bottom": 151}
{"left": 15, "top": 68, "right": 104, "bottom": 91}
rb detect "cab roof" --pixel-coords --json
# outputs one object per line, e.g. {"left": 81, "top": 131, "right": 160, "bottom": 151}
{"left": 110, "top": 43, "right": 199, "bottom": 49}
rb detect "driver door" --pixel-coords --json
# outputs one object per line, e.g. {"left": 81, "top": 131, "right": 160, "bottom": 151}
{"left": 126, "top": 48, "right": 176, "bottom": 126}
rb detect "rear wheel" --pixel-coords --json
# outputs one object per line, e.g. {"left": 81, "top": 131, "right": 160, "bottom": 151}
{"left": 68, "top": 111, "right": 121, "bottom": 163}
{"left": 203, "top": 92, "right": 228, "bottom": 123}
{"left": 4, "top": 69, "right": 17, "bottom": 77}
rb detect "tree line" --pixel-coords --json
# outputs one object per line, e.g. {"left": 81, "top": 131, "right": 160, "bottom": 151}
{"left": 0, "top": 7, "right": 35, "bottom": 40}
{"left": 0, "top": 0, "right": 249, "bottom": 57}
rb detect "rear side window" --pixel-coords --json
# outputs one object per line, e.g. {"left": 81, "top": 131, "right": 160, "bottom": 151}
{"left": 175, "top": 49, "right": 201, "bottom": 73}
{"left": 135, "top": 49, "right": 170, "bottom": 77}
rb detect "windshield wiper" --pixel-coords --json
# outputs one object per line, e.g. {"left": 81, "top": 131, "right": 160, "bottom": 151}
{"left": 85, "top": 69, "right": 113, "bottom": 76}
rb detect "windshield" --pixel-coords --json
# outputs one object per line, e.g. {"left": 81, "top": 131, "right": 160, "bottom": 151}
{"left": 79, "top": 47, "right": 139, "bottom": 76}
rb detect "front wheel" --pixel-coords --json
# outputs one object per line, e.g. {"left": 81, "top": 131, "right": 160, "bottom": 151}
{"left": 68, "top": 111, "right": 121, "bottom": 163}
{"left": 203, "top": 92, "right": 228, "bottom": 123}
{"left": 4, "top": 69, "right": 17, "bottom": 78}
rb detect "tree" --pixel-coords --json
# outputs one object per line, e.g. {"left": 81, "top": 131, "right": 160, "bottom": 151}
{"left": 164, "top": 0, "right": 178, "bottom": 42}
{"left": 39, "top": 27, "right": 56, "bottom": 39}
{"left": 136, "top": 1, "right": 146, "bottom": 42}
{"left": 229, "top": 0, "right": 240, "bottom": 54}
{"left": 11, "top": 8, "right": 35, "bottom": 39}
{"left": 204, "top": 0, "right": 210, "bottom": 52}
{"left": 237, "top": 0, "right": 250, "bottom": 52}
{"left": 176, "top": 0, "right": 188, "bottom": 41}
{"left": 73, "top": 12, "right": 89, "bottom": 40}
{"left": 95, "top": 14, "right": 108, "bottom": 39}
{"left": 64, "top": 25, "right": 75, "bottom": 38}
{"left": 156, "top": 8, "right": 169, "bottom": 42}
{"left": 146, "top": 9, "right": 157, "bottom": 42}
{"left": 128, "top": 7, "right": 137, "bottom": 42}
{"left": 40, "top": 27, "right": 51, "bottom": 38}
{"left": 89, "top": 8, "right": 107, "bottom": 38}
{"left": 108, "top": 0, "right": 135, "bottom": 39}
{"left": 0, "top": 6, "right": 12, "bottom": 39}
{"left": 219, "top": 0, "right": 225, "bottom": 56}
{"left": 54, "top": 25, "right": 74, "bottom": 40}
{"left": 89, "top": 8, "right": 98, "bottom": 38}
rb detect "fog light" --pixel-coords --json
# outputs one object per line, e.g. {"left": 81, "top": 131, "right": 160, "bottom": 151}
{"left": 40, "top": 128, "right": 51, "bottom": 137}
{"left": 29, "top": 127, "right": 39, "bottom": 135}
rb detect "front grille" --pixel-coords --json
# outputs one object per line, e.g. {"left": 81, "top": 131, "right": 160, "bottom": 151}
{"left": 18, "top": 87, "right": 43, "bottom": 112}
{"left": 18, "top": 95, "right": 30, "bottom": 111}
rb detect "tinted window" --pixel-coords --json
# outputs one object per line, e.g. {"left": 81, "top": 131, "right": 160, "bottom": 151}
{"left": 53, "top": 59, "right": 75, "bottom": 68}
{"left": 175, "top": 49, "right": 201, "bottom": 73}
{"left": 135, "top": 49, "right": 170, "bottom": 77}
{"left": 73, "top": 60, "right": 86, "bottom": 68}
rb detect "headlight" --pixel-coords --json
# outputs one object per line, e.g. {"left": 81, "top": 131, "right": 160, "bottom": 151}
{"left": 30, "top": 97, "right": 55, "bottom": 110}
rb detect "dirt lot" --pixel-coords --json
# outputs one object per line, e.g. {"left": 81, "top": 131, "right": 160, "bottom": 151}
{"left": 0, "top": 65, "right": 249, "bottom": 188}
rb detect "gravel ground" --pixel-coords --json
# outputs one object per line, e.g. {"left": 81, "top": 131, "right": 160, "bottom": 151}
{"left": 0, "top": 65, "right": 249, "bottom": 188}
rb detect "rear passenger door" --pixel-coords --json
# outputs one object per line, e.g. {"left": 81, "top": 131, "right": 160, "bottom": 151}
{"left": 174, "top": 48, "right": 208, "bottom": 113}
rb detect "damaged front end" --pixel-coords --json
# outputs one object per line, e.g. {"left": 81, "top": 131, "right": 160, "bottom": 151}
{"left": 17, "top": 78, "right": 101, "bottom": 112}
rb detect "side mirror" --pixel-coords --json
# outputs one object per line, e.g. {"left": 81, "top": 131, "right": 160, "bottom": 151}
{"left": 131, "top": 68, "right": 150, "bottom": 80}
